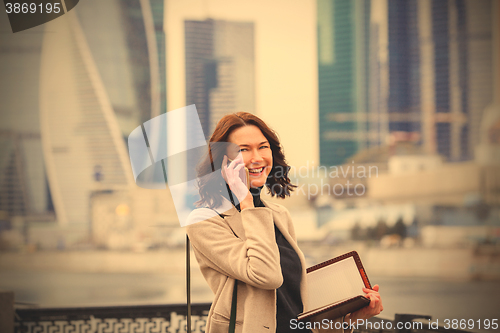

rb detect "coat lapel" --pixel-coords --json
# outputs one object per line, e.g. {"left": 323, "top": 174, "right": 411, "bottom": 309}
{"left": 213, "top": 197, "right": 247, "bottom": 240}
{"left": 227, "top": 212, "right": 246, "bottom": 240}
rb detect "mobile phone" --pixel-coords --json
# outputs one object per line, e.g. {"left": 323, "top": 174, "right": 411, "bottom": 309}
{"left": 228, "top": 158, "right": 250, "bottom": 189}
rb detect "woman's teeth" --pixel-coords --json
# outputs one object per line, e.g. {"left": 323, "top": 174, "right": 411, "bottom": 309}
{"left": 249, "top": 167, "right": 264, "bottom": 174}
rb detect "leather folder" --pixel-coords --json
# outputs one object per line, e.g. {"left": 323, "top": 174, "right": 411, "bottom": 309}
{"left": 297, "top": 251, "right": 372, "bottom": 322}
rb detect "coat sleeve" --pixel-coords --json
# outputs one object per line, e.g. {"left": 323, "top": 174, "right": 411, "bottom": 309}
{"left": 186, "top": 207, "right": 283, "bottom": 290}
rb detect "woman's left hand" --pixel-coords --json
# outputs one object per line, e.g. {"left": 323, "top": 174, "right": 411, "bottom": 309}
{"left": 348, "top": 284, "right": 383, "bottom": 322}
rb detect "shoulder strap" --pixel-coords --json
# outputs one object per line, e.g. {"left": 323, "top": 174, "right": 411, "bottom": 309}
{"left": 228, "top": 280, "right": 238, "bottom": 333}
{"left": 186, "top": 235, "right": 192, "bottom": 333}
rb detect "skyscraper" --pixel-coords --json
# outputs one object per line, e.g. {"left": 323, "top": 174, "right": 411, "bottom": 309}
{"left": 417, "top": 0, "right": 492, "bottom": 161}
{"left": 318, "top": 0, "right": 371, "bottom": 166}
{"left": 387, "top": 0, "right": 421, "bottom": 134}
{"left": 185, "top": 19, "right": 255, "bottom": 139}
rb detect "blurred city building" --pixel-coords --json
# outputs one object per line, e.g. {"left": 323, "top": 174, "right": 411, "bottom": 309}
{"left": 0, "top": 21, "right": 48, "bottom": 220}
{"left": 318, "top": 0, "right": 495, "bottom": 166}
{"left": 0, "top": 0, "right": 169, "bottom": 250}
{"left": 184, "top": 19, "right": 255, "bottom": 138}
{"left": 39, "top": 7, "right": 134, "bottom": 229}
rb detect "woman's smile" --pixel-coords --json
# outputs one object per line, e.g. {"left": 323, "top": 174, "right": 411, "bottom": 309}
{"left": 248, "top": 166, "right": 265, "bottom": 175}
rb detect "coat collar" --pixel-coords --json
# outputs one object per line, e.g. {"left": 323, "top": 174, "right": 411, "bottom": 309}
{"left": 213, "top": 196, "right": 282, "bottom": 216}
{"left": 212, "top": 196, "right": 287, "bottom": 241}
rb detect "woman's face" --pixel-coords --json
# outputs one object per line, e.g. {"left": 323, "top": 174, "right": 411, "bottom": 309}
{"left": 227, "top": 125, "right": 273, "bottom": 188}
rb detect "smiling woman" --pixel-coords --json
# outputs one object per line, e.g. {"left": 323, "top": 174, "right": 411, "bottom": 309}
{"left": 186, "top": 112, "right": 383, "bottom": 333}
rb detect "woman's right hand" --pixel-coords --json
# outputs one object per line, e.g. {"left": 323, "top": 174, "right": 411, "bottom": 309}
{"left": 221, "top": 154, "right": 252, "bottom": 207}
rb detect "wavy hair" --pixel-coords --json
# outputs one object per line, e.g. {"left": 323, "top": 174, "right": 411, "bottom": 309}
{"left": 195, "top": 112, "right": 296, "bottom": 208}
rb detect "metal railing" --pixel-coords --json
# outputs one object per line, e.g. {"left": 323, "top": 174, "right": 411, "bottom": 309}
{"left": 15, "top": 303, "right": 210, "bottom": 333}
{"left": 14, "top": 304, "right": 475, "bottom": 333}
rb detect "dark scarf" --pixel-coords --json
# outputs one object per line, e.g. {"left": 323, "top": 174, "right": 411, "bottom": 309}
{"left": 225, "top": 185, "right": 265, "bottom": 211}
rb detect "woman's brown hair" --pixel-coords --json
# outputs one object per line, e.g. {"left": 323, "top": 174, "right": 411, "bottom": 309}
{"left": 196, "top": 112, "right": 296, "bottom": 208}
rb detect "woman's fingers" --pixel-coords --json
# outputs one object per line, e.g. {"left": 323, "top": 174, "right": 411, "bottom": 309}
{"left": 223, "top": 154, "right": 244, "bottom": 172}
{"left": 234, "top": 163, "right": 244, "bottom": 173}
{"left": 351, "top": 288, "right": 384, "bottom": 321}
{"left": 359, "top": 284, "right": 383, "bottom": 315}
{"left": 364, "top": 290, "right": 381, "bottom": 299}
{"left": 220, "top": 154, "right": 250, "bottom": 202}
{"left": 233, "top": 153, "right": 244, "bottom": 164}
{"left": 368, "top": 294, "right": 376, "bottom": 308}
{"left": 365, "top": 292, "right": 381, "bottom": 308}
{"left": 365, "top": 295, "right": 381, "bottom": 313}
{"left": 369, "top": 294, "right": 383, "bottom": 313}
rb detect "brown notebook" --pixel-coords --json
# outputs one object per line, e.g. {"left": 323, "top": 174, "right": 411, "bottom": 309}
{"left": 297, "top": 251, "right": 372, "bottom": 323}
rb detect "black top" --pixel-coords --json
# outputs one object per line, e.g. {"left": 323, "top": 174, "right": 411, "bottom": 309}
{"left": 233, "top": 187, "right": 311, "bottom": 333}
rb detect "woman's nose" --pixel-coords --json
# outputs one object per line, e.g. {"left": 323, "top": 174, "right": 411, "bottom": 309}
{"left": 250, "top": 149, "right": 263, "bottom": 163}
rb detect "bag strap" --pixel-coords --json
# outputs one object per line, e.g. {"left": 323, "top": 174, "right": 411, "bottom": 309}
{"left": 186, "top": 235, "right": 192, "bottom": 333}
{"left": 228, "top": 280, "right": 238, "bottom": 333}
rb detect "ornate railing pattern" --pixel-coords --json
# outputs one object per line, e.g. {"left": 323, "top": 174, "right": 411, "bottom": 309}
{"left": 14, "top": 303, "right": 211, "bottom": 333}
{"left": 15, "top": 305, "right": 473, "bottom": 333}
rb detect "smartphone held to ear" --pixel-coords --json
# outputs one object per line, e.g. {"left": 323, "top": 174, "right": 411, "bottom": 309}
{"left": 228, "top": 158, "right": 250, "bottom": 189}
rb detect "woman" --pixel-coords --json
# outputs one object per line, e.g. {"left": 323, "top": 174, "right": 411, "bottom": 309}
{"left": 186, "top": 112, "right": 382, "bottom": 333}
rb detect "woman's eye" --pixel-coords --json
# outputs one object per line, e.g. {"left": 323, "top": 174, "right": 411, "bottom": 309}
{"left": 259, "top": 145, "right": 269, "bottom": 149}
{"left": 239, "top": 148, "right": 248, "bottom": 152}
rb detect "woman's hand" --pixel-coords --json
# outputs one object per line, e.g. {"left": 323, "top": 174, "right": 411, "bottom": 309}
{"left": 347, "top": 284, "right": 383, "bottom": 322}
{"left": 221, "top": 154, "right": 252, "bottom": 207}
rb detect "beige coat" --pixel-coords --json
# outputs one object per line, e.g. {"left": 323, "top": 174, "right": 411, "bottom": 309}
{"left": 186, "top": 197, "right": 343, "bottom": 333}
